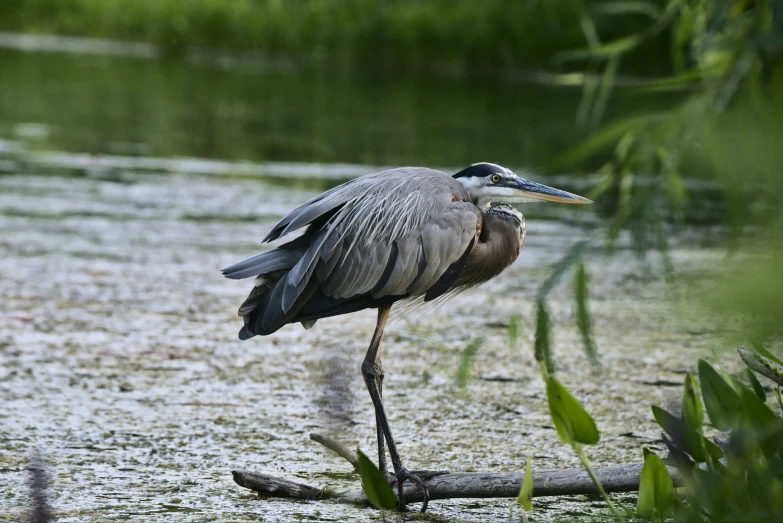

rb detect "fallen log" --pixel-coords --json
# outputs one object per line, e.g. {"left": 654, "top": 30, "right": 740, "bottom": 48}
{"left": 232, "top": 433, "right": 680, "bottom": 506}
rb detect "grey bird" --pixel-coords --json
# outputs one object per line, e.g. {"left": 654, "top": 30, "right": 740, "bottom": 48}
{"left": 223, "top": 162, "right": 590, "bottom": 511}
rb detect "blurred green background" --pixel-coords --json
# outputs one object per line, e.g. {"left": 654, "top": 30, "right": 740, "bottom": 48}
{"left": 0, "top": 1, "right": 780, "bottom": 343}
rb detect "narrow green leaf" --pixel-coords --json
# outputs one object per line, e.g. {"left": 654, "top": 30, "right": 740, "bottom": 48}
{"left": 737, "top": 382, "right": 777, "bottom": 427}
{"left": 630, "top": 70, "right": 703, "bottom": 93}
{"left": 651, "top": 406, "right": 680, "bottom": 441}
{"left": 455, "top": 337, "right": 483, "bottom": 389}
{"left": 637, "top": 448, "right": 674, "bottom": 518}
{"left": 536, "top": 241, "right": 590, "bottom": 302}
{"left": 680, "top": 375, "right": 708, "bottom": 462}
{"left": 555, "top": 0, "right": 682, "bottom": 63}
{"left": 575, "top": 262, "right": 601, "bottom": 373}
{"left": 636, "top": 452, "right": 655, "bottom": 518}
{"left": 652, "top": 404, "right": 707, "bottom": 462}
{"left": 672, "top": 5, "right": 695, "bottom": 71}
{"left": 548, "top": 114, "right": 666, "bottom": 171}
{"left": 585, "top": 165, "right": 616, "bottom": 202}
{"left": 747, "top": 336, "right": 783, "bottom": 367}
{"left": 508, "top": 314, "right": 521, "bottom": 353}
{"left": 746, "top": 367, "right": 766, "bottom": 401}
{"left": 681, "top": 374, "right": 704, "bottom": 434}
{"left": 517, "top": 457, "right": 533, "bottom": 511}
{"left": 615, "top": 131, "right": 637, "bottom": 161}
{"left": 575, "top": 72, "right": 599, "bottom": 130}
{"left": 776, "top": 387, "right": 783, "bottom": 413}
{"left": 546, "top": 377, "right": 600, "bottom": 445}
{"left": 703, "top": 438, "right": 724, "bottom": 461}
{"left": 357, "top": 450, "right": 397, "bottom": 510}
{"left": 618, "top": 168, "right": 634, "bottom": 225}
{"left": 534, "top": 301, "right": 554, "bottom": 377}
{"left": 591, "top": 1, "right": 662, "bottom": 20}
{"left": 588, "top": 54, "right": 619, "bottom": 130}
{"left": 698, "top": 359, "right": 741, "bottom": 430}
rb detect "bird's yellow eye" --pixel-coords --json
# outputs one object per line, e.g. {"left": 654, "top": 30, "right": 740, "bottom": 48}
{"left": 491, "top": 174, "right": 501, "bottom": 183}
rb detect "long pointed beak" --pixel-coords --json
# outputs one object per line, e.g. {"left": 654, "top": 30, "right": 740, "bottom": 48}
{"left": 511, "top": 178, "right": 592, "bottom": 204}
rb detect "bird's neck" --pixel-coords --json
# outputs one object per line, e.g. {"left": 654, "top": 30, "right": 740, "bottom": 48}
{"left": 484, "top": 206, "right": 526, "bottom": 248}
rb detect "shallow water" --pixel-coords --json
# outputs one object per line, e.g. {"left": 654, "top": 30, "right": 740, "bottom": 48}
{"left": 0, "top": 165, "right": 728, "bottom": 522}
{"left": 0, "top": 40, "right": 727, "bottom": 522}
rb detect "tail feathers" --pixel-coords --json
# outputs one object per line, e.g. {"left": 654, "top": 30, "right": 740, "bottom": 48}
{"left": 239, "top": 325, "right": 256, "bottom": 340}
{"left": 236, "top": 271, "right": 284, "bottom": 340}
{"left": 223, "top": 235, "right": 308, "bottom": 280}
{"left": 237, "top": 275, "right": 279, "bottom": 317}
{"left": 240, "top": 275, "right": 319, "bottom": 339}
{"left": 223, "top": 249, "right": 301, "bottom": 280}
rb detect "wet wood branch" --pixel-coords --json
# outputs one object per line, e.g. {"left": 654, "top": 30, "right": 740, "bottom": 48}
{"left": 232, "top": 433, "right": 680, "bottom": 506}
{"left": 233, "top": 464, "right": 680, "bottom": 505}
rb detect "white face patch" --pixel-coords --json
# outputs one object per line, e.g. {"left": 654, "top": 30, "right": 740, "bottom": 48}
{"left": 455, "top": 175, "right": 487, "bottom": 205}
{"left": 458, "top": 175, "right": 486, "bottom": 193}
{"left": 476, "top": 185, "right": 546, "bottom": 208}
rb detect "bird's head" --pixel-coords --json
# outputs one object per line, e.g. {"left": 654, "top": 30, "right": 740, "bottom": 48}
{"left": 453, "top": 162, "right": 591, "bottom": 209}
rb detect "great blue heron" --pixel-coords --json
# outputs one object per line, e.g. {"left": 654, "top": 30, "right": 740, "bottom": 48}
{"left": 223, "top": 162, "right": 590, "bottom": 511}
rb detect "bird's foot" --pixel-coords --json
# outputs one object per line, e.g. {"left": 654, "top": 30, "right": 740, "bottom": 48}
{"left": 394, "top": 467, "right": 430, "bottom": 513}
{"left": 388, "top": 469, "right": 449, "bottom": 483}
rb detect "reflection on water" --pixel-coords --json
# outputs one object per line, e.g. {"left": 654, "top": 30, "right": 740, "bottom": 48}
{"left": 0, "top": 46, "right": 677, "bottom": 170}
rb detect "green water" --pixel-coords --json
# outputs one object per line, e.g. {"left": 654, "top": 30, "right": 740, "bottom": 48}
{"left": 0, "top": 46, "right": 677, "bottom": 171}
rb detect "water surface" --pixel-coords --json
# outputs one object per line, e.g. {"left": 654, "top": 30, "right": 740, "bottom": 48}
{"left": 0, "top": 41, "right": 720, "bottom": 522}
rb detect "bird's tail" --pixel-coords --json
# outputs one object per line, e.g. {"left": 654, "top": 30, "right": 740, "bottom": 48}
{"left": 223, "top": 241, "right": 308, "bottom": 339}
{"left": 236, "top": 269, "right": 320, "bottom": 339}
{"left": 236, "top": 270, "right": 285, "bottom": 340}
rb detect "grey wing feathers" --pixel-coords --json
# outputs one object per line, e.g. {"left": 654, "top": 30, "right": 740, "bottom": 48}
{"left": 226, "top": 166, "right": 480, "bottom": 336}
{"left": 262, "top": 180, "right": 359, "bottom": 242}
{"left": 275, "top": 168, "right": 479, "bottom": 311}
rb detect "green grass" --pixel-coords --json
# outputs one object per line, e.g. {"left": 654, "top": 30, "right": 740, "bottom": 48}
{"left": 0, "top": 0, "right": 669, "bottom": 73}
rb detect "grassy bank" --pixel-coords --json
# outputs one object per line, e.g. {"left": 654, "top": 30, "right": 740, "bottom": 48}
{"left": 0, "top": 0, "right": 668, "bottom": 73}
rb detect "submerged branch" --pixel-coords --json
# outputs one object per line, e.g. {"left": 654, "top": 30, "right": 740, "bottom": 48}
{"left": 232, "top": 433, "right": 680, "bottom": 506}
{"left": 233, "top": 464, "right": 679, "bottom": 505}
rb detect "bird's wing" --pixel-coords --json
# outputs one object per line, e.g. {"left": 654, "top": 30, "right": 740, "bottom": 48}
{"left": 273, "top": 167, "right": 480, "bottom": 313}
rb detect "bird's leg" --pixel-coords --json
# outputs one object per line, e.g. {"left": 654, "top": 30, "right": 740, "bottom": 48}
{"left": 374, "top": 358, "right": 387, "bottom": 475}
{"left": 361, "top": 306, "right": 430, "bottom": 512}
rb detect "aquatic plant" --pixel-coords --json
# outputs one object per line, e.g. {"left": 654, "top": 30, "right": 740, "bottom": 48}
{"left": 642, "top": 346, "right": 783, "bottom": 521}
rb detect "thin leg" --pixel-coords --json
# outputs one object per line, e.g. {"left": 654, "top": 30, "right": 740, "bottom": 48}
{"left": 374, "top": 358, "right": 387, "bottom": 475}
{"left": 361, "top": 306, "right": 429, "bottom": 512}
